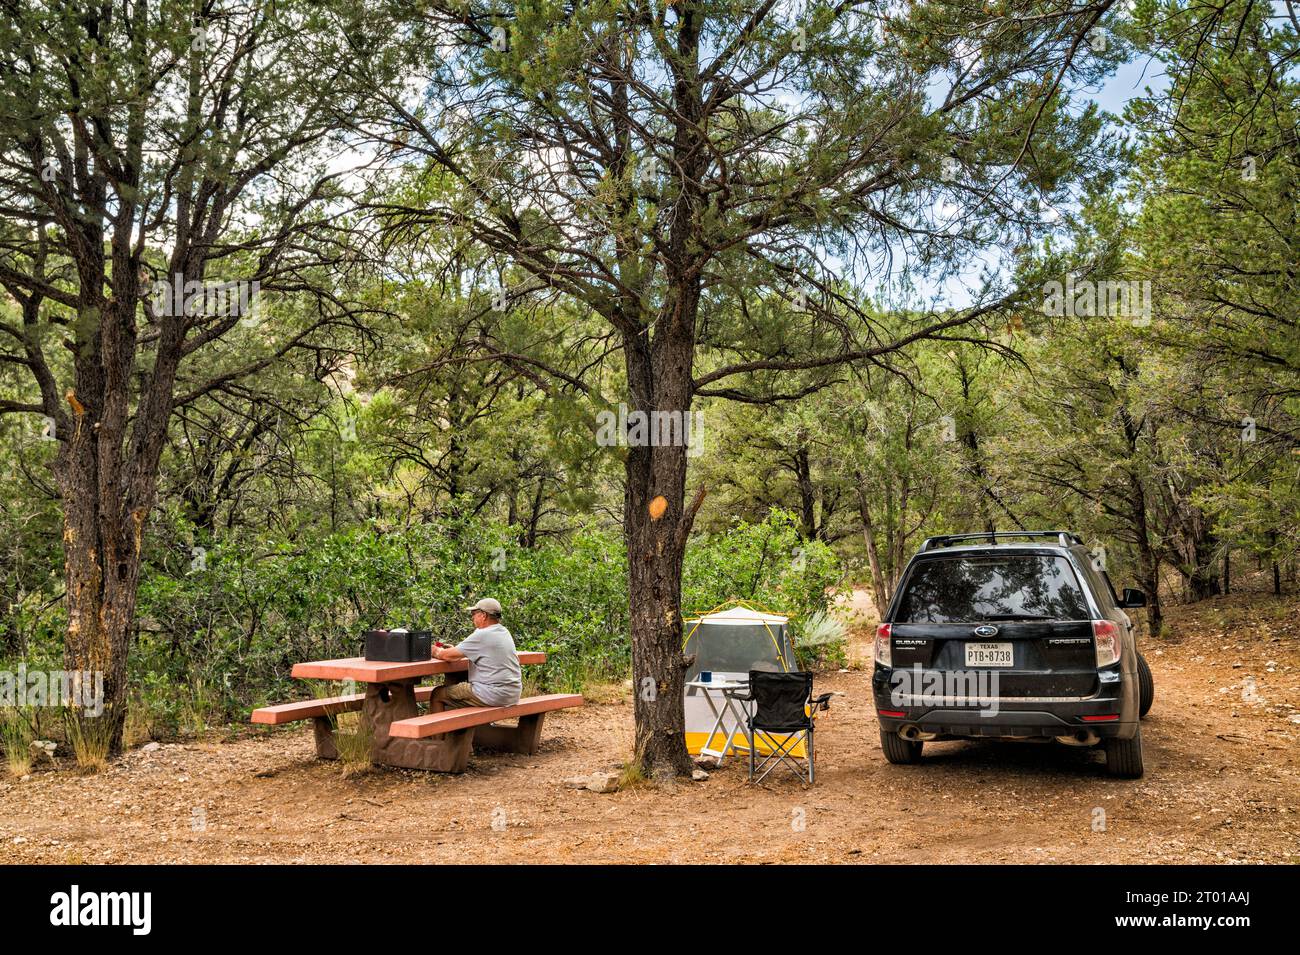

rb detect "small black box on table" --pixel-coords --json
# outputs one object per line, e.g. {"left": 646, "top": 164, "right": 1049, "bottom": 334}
{"left": 363, "top": 629, "right": 433, "bottom": 662}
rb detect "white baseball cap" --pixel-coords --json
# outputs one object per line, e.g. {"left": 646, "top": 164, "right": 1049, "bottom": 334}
{"left": 465, "top": 597, "right": 502, "bottom": 616}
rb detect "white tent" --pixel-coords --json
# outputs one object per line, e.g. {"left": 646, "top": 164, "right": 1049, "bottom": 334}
{"left": 681, "top": 604, "right": 801, "bottom": 756}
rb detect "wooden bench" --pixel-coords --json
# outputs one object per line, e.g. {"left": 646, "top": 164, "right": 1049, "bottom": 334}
{"left": 251, "top": 686, "right": 439, "bottom": 725}
{"left": 388, "top": 693, "right": 583, "bottom": 752}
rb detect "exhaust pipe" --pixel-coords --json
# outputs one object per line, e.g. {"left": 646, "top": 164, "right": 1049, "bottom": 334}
{"left": 1055, "top": 730, "right": 1100, "bottom": 747}
{"left": 900, "top": 725, "right": 938, "bottom": 742}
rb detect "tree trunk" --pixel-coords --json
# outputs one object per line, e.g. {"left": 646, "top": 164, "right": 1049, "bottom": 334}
{"left": 59, "top": 491, "right": 136, "bottom": 751}
{"left": 1120, "top": 449, "right": 1162, "bottom": 637}
{"left": 1186, "top": 533, "right": 1222, "bottom": 600}
{"left": 956, "top": 362, "right": 996, "bottom": 534}
{"left": 855, "top": 480, "right": 889, "bottom": 618}
{"left": 1141, "top": 557, "right": 1163, "bottom": 638}
{"left": 54, "top": 237, "right": 185, "bottom": 753}
{"left": 506, "top": 448, "right": 520, "bottom": 531}
{"left": 1166, "top": 491, "right": 1220, "bottom": 602}
{"left": 524, "top": 477, "right": 546, "bottom": 549}
{"left": 1270, "top": 530, "right": 1282, "bottom": 595}
{"left": 888, "top": 470, "right": 910, "bottom": 592}
{"left": 55, "top": 298, "right": 162, "bottom": 752}
{"left": 793, "top": 445, "right": 817, "bottom": 540}
{"left": 623, "top": 328, "right": 697, "bottom": 778}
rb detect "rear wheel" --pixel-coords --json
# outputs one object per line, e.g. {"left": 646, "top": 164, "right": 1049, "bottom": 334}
{"left": 1104, "top": 724, "right": 1144, "bottom": 778}
{"left": 1137, "top": 653, "right": 1155, "bottom": 718}
{"left": 879, "top": 727, "right": 923, "bottom": 764}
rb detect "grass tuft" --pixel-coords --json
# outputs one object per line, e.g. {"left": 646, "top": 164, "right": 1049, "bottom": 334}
{"left": 64, "top": 707, "right": 113, "bottom": 773}
{"left": 123, "top": 699, "right": 155, "bottom": 748}
{"left": 1, "top": 708, "right": 35, "bottom": 777}
{"left": 617, "top": 750, "right": 649, "bottom": 790}
{"left": 332, "top": 709, "right": 374, "bottom": 777}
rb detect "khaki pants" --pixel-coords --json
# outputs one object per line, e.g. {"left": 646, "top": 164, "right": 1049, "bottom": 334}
{"left": 430, "top": 681, "right": 487, "bottom": 710}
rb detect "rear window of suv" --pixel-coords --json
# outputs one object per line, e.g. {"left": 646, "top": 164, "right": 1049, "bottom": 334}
{"left": 895, "top": 554, "right": 1089, "bottom": 623}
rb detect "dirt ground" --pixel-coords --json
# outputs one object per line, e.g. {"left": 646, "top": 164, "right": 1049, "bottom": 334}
{"left": 2, "top": 590, "right": 1297, "bottom": 864}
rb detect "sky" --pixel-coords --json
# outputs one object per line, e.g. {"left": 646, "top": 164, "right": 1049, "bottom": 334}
{"left": 916, "top": 50, "right": 1174, "bottom": 310}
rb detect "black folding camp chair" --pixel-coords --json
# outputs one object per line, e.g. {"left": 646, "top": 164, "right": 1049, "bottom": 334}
{"left": 726, "top": 671, "right": 831, "bottom": 784}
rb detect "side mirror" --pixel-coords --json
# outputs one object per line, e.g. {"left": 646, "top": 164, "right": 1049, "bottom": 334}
{"left": 1119, "top": 588, "right": 1146, "bottom": 609}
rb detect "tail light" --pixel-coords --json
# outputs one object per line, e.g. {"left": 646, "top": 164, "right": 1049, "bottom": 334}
{"left": 1092, "top": 619, "right": 1121, "bottom": 667}
{"left": 874, "top": 623, "right": 892, "bottom": 666}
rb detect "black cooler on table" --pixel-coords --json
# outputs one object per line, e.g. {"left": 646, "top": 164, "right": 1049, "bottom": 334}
{"left": 363, "top": 629, "right": 433, "bottom": 662}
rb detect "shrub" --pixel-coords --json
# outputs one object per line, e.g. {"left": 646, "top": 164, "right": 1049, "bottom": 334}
{"left": 684, "top": 508, "right": 844, "bottom": 620}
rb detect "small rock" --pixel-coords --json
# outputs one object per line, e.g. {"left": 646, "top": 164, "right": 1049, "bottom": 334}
{"left": 586, "top": 771, "right": 620, "bottom": 794}
{"left": 562, "top": 775, "right": 591, "bottom": 789}
{"left": 12, "top": 836, "right": 26, "bottom": 845}
{"left": 142, "top": 742, "right": 161, "bottom": 752}
{"left": 691, "top": 769, "right": 709, "bottom": 781}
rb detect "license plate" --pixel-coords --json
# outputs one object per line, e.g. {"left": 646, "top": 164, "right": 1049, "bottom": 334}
{"left": 965, "top": 642, "right": 1014, "bottom": 667}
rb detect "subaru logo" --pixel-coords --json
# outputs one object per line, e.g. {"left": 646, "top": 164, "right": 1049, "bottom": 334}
{"left": 973, "top": 625, "right": 999, "bottom": 637}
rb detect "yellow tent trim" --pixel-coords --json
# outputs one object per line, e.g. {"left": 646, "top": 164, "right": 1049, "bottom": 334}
{"left": 685, "top": 731, "right": 807, "bottom": 758}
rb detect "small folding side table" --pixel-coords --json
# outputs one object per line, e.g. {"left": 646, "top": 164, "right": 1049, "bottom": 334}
{"left": 686, "top": 678, "right": 752, "bottom": 763}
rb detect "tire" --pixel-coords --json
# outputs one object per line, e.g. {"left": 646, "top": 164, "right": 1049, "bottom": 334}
{"left": 879, "top": 727, "right": 923, "bottom": 765}
{"left": 1137, "top": 653, "right": 1154, "bottom": 718}
{"left": 1104, "top": 724, "right": 1144, "bottom": 778}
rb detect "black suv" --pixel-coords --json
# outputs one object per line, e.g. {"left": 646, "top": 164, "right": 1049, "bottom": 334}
{"left": 871, "top": 531, "right": 1155, "bottom": 778}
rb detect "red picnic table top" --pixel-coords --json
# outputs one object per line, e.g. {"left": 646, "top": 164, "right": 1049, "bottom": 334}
{"left": 290, "top": 651, "right": 547, "bottom": 683}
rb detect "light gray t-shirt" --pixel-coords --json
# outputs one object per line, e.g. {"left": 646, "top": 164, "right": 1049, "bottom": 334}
{"left": 456, "top": 623, "right": 521, "bottom": 706}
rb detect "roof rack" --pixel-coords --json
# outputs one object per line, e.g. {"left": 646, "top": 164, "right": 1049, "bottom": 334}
{"left": 918, "top": 530, "right": 1085, "bottom": 552}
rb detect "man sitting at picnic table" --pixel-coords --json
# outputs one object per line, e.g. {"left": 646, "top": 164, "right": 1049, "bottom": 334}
{"left": 429, "top": 597, "right": 522, "bottom": 711}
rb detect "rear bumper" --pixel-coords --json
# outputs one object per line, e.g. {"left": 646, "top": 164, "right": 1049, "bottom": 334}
{"left": 872, "top": 666, "right": 1138, "bottom": 739}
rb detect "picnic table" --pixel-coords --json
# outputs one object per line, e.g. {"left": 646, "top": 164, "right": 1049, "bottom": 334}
{"left": 251, "top": 651, "right": 581, "bottom": 773}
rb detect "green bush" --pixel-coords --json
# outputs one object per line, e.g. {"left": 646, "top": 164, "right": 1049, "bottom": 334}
{"left": 684, "top": 508, "right": 843, "bottom": 620}
{"left": 129, "top": 516, "right": 633, "bottom": 723}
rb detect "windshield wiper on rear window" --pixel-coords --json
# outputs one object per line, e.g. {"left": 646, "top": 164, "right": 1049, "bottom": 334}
{"left": 982, "top": 613, "right": 1053, "bottom": 621}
